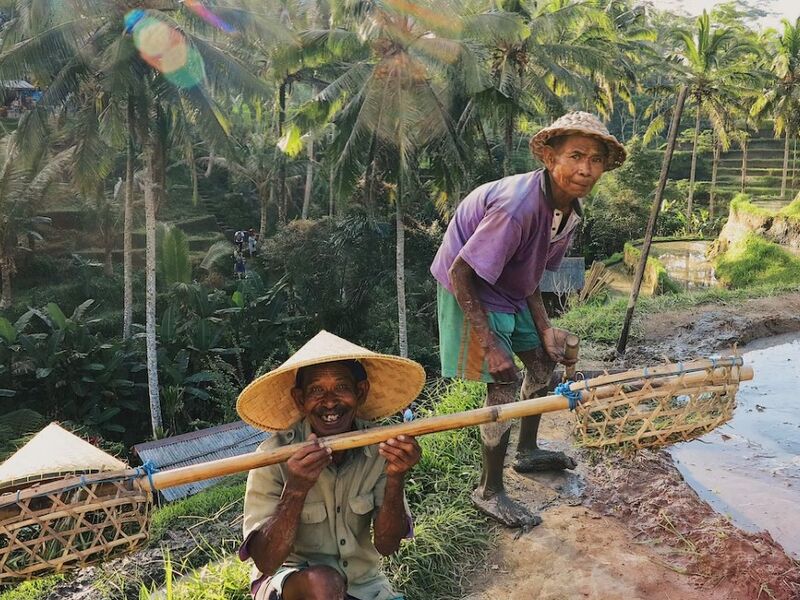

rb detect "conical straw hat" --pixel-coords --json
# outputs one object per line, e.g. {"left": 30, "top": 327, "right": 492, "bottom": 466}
{"left": 530, "top": 111, "right": 627, "bottom": 171}
{"left": 0, "top": 423, "right": 127, "bottom": 492}
{"left": 237, "top": 330, "right": 426, "bottom": 431}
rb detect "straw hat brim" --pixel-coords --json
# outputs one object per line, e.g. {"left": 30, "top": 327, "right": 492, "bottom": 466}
{"left": 530, "top": 127, "right": 627, "bottom": 171}
{"left": 237, "top": 352, "right": 426, "bottom": 432}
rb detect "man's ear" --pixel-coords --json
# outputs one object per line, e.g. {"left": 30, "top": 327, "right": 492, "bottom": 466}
{"left": 291, "top": 387, "right": 306, "bottom": 414}
{"left": 355, "top": 380, "right": 370, "bottom": 407}
{"left": 540, "top": 144, "right": 556, "bottom": 170}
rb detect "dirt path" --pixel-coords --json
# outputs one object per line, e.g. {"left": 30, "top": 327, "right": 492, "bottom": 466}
{"left": 466, "top": 292, "right": 800, "bottom": 600}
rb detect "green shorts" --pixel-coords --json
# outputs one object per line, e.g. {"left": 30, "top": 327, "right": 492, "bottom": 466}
{"left": 436, "top": 284, "right": 541, "bottom": 383}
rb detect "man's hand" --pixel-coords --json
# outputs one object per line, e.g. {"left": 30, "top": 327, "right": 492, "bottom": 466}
{"left": 541, "top": 327, "right": 578, "bottom": 366}
{"left": 379, "top": 435, "right": 421, "bottom": 477}
{"left": 285, "top": 434, "right": 332, "bottom": 494}
{"left": 486, "top": 342, "right": 519, "bottom": 383}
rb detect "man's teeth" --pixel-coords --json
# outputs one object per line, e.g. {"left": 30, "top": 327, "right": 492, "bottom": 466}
{"left": 322, "top": 414, "right": 340, "bottom": 423}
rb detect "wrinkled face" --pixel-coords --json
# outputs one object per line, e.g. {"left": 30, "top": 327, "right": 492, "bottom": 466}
{"left": 541, "top": 135, "right": 607, "bottom": 203}
{"left": 291, "top": 363, "right": 369, "bottom": 436}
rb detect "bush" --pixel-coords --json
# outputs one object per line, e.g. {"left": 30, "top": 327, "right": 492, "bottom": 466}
{"left": 714, "top": 233, "right": 800, "bottom": 288}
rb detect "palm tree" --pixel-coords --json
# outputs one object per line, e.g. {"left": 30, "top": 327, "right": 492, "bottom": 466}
{"left": 751, "top": 18, "right": 800, "bottom": 200}
{"left": 298, "top": 0, "right": 469, "bottom": 356}
{"left": 672, "top": 11, "right": 758, "bottom": 218}
{"left": 0, "top": 137, "right": 71, "bottom": 309}
{"left": 0, "top": 0, "right": 268, "bottom": 437}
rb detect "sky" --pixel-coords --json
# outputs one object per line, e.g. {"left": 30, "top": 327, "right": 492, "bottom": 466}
{"left": 650, "top": 0, "right": 800, "bottom": 30}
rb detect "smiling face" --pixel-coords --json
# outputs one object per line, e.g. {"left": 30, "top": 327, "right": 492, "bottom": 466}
{"left": 291, "top": 362, "right": 369, "bottom": 436}
{"left": 541, "top": 135, "right": 607, "bottom": 208}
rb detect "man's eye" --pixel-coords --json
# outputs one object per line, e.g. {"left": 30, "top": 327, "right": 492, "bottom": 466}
{"left": 308, "top": 386, "right": 323, "bottom": 395}
{"left": 335, "top": 383, "right": 349, "bottom": 391}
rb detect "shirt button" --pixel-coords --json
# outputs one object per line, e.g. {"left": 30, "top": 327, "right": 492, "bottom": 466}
{"left": 340, "top": 539, "right": 346, "bottom": 546}
{"left": 336, "top": 506, "right": 341, "bottom": 514}
{"left": 343, "top": 560, "right": 348, "bottom": 567}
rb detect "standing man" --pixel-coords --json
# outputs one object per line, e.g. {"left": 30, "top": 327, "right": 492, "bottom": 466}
{"left": 430, "top": 112, "right": 626, "bottom": 527}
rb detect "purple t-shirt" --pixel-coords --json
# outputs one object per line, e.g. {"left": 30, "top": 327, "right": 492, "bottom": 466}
{"left": 430, "top": 169, "right": 581, "bottom": 313}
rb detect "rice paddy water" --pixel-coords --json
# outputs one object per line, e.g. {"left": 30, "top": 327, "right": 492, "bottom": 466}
{"left": 670, "top": 332, "right": 800, "bottom": 558}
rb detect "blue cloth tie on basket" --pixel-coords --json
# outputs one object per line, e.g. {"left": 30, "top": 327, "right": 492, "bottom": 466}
{"left": 555, "top": 381, "right": 581, "bottom": 410}
{"left": 135, "top": 460, "right": 158, "bottom": 492}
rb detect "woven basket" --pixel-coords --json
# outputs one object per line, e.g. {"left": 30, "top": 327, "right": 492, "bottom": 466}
{"left": 0, "top": 470, "right": 151, "bottom": 582}
{"left": 573, "top": 362, "right": 740, "bottom": 449}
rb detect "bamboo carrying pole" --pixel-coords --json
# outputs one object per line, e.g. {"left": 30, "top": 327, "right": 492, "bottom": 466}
{"left": 140, "top": 359, "right": 752, "bottom": 492}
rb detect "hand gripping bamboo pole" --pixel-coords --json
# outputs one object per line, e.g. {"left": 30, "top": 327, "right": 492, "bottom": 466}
{"left": 141, "top": 358, "right": 752, "bottom": 492}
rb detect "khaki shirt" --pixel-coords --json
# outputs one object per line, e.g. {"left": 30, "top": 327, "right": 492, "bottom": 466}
{"left": 242, "top": 418, "right": 407, "bottom": 600}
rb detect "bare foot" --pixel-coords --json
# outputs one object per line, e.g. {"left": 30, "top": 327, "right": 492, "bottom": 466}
{"left": 513, "top": 449, "right": 577, "bottom": 473}
{"left": 471, "top": 488, "right": 543, "bottom": 528}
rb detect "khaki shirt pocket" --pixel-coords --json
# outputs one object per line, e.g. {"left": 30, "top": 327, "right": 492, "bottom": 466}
{"left": 347, "top": 493, "right": 375, "bottom": 533}
{"left": 296, "top": 501, "right": 328, "bottom": 551}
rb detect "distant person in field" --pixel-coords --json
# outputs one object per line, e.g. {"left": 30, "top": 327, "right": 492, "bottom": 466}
{"left": 248, "top": 228, "right": 258, "bottom": 257}
{"left": 234, "top": 229, "right": 245, "bottom": 253}
{"left": 430, "top": 112, "right": 627, "bottom": 528}
{"left": 234, "top": 252, "right": 246, "bottom": 279}
{"left": 238, "top": 331, "right": 424, "bottom": 600}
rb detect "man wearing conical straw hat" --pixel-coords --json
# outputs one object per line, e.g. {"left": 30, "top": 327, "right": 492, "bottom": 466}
{"left": 430, "top": 112, "right": 626, "bottom": 527}
{"left": 237, "top": 330, "right": 425, "bottom": 600}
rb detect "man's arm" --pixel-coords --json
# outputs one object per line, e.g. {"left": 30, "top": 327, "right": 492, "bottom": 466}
{"left": 373, "top": 435, "right": 421, "bottom": 556}
{"left": 448, "top": 257, "right": 518, "bottom": 382}
{"left": 246, "top": 437, "right": 332, "bottom": 574}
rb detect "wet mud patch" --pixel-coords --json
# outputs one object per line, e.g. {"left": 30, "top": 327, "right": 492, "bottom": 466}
{"left": 586, "top": 450, "right": 800, "bottom": 599}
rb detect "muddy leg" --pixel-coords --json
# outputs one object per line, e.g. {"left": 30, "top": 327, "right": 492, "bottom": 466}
{"left": 513, "top": 348, "right": 576, "bottom": 473}
{"left": 472, "top": 383, "right": 542, "bottom": 528}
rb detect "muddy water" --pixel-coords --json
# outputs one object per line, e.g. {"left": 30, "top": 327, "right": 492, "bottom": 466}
{"left": 650, "top": 240, "right": 716, "bottom": 290}
{"left": 670, "top": 332, "right": 800, "bottom": 558}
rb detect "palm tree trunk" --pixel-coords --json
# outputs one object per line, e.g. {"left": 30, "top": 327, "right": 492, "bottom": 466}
{"left": 302, "top": 138, "right": 314, "bottom": 219}
{"left": 741, "top": 139, "right": 748, "bottom": 193}
{"left": 277, "top": 81, "right": 287, "bottom": 225}
{"left": 687, "top": 102, "right": 701, "bottom": 219}
{"left": 123, "top": 113, "right": 135, "bottom": 340}
{"left": 329, "top": 162, "right": 335, "bottom": 217}
{"left": 503, "top": 110, "right": 514, "bottom": 177}
{"left": 259, "top": 184, "right": 269, "bottom": 239}
{"left": 395, "top": 175, "right": 408, "bottom": 358}
{"left": 710, "top": 137, "right": 720, "bottom": 219}
{"left": 144, "top": 141, "right": 163, "bottom": 438}
{"left": 0, "top": 258, "right": 12, "bottom": 309}
{"left": 782, "top": 128, "right": 791, "bottom": 199}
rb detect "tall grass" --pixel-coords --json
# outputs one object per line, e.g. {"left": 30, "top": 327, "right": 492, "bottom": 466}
{"left": 714, "top": 234, "right": 800, "bottom": 288}
{"left": 0, "top": 576, "right": 63, "bottom": 600}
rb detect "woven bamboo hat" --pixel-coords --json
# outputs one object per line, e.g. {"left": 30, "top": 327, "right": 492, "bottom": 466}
{"left": 530, "top": 111, "right": 627, "bottom": 170}
{"left": 237, "top": 330, "right": 426, "bottom": 431}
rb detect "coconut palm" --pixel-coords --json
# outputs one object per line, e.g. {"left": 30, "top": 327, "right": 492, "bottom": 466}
{"left": 751, "top": 18, "right": 800, "bottom": 200}
{"left": 297, "top": 0, "right": 470, "bottom": 356}
{"left": 671, "top": 10, "right": 758, "bottom": 218}
{"left": 0, "top": 0, "right": 269, "bottom": 437}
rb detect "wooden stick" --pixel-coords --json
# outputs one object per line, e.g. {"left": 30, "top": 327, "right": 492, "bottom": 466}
{"left": 142, "top": 361, "right": 752, "bottom": 492}
{"left": 564, "top": 334, "right": 579, "bottom": 380}
{"left": 617, "top": 85, "right": 689, "bottom": 354}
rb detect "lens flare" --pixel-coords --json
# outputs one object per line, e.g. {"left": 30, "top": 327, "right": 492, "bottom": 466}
{"left": 124, "top": 10, "right": 205, "bottom": 88}
{"left": 183, "top": 0, "right": 235, "bottom": 33}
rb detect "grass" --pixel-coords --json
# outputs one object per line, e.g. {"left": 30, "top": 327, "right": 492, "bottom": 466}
{"left": 0, "top": 575, "right": 64, "bottom": 600}
{"left": 148, "top": 477, "right": 247, "bottom": 544}
{"left": 778, "top": 195, "right": 800, "bottom": 221}
{"left": 623, "top": 243, "right": 681, "bottom": 295}
{"left": 730, "top": 193, "right": 774, "bottom": 218}
{"left": 714, "top": 233, "right": 800, "bottom": 289}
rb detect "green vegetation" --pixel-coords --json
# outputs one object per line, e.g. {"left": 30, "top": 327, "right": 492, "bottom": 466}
{"left": 715, "top": 233, "right": 800, "bottom": 288}
{"left": 730, "top": 193, "right": 774, "bottom": 218}
{"left": 0, "top": 577, "right": 63, "bottom": 600}
{"left": 148, "top": 479, "right": 247, "bottom": 544}
{"left": 778, "top": 196, "right": 800, "bottom": 221}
